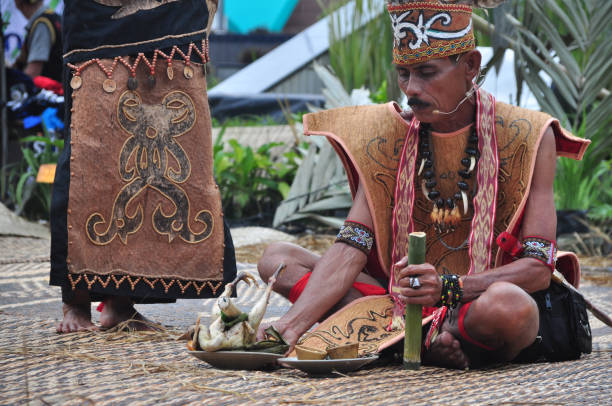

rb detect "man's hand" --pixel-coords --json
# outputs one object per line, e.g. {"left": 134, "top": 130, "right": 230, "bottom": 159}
{"left": 395, "top": 257, "right": 442, "bottom": 306}
{"left": 257, "top": 318, "right": 302, "bottom": 355}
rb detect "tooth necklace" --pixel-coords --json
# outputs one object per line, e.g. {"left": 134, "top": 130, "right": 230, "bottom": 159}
{"left": 417, "top": 121, "right": 479, "bottom": 233}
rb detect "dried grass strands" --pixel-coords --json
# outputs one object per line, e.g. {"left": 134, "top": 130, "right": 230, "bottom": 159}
{"left": 103, "top": 318, "right": 172, "bottom": 335}
{"left": 255, "top": 373, "right": 325, "bottom": 404}
{"left": 3, "top": 343, "right": 313, "bottom": 403}
{"left": 180, "top": 381, "right": 255, "bottom": 402}
{"left": 124, "top": 360, "right": 202, "bottom": 377}
{"left": 278, "top": 400, "right": 345, "bottom": 405}
{"left": 35, "top": 394, "right": 96, "bottom": 406}
{"left": 0, "top": 346, "right": 108, "bottom": 362}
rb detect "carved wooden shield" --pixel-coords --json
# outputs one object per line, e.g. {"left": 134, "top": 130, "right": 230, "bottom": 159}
{"left": 298, "top": 295, "right": 404, "bottom": 356}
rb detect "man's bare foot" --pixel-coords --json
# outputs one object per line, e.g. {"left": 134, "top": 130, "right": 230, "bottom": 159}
{"left": 422, "top": 331, "right": 469, "bottom": 369}
{"left": 99, "top": 296, "right": 160, "bottom": 331}
{"left": 57, "top": 289, "right": 98, "bottom": 333}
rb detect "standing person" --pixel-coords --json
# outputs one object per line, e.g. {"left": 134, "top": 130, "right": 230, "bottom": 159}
{"left": 13, "top": 0, "right": 63, "bottom": 81}
{"left": 51, "top": 0, "right": 237, "bottom": 333}
{"left": 256, "top": 0, "right": 592, "bottom": 368}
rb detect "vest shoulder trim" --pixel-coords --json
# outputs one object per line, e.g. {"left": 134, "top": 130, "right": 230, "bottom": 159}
{"left": 493, "top": 102, "right": 588, "bottom": 270}
{"left": 303, "top": 102, "right": 410, "bottom": 277}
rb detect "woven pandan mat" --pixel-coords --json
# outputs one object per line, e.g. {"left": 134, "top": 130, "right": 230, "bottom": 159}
{"left": 234, "top": 234, "right": 336, "bottom": 265}
{"left": 1, "top": 235, "right": 611, "bottom": 405}
{"left": 1, "top": 312, "right": 611, "bottom": 406}
{"left": 0, "top": 237, "right": 50, "bottom": 265}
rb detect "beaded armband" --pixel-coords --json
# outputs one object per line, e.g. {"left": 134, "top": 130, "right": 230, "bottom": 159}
{"left": 438, "top": 274, "right": 463, "bottom": 308}
{"left": 335, "top": 220, "right": 375, "bottom": 255}
{"left": 521, "top": 236, "right": 557, "bottom": 271}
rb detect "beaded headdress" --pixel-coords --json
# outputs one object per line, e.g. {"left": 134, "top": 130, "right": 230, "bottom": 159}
{"left": 387, "top": 0, "right": 504, "bottom": 65}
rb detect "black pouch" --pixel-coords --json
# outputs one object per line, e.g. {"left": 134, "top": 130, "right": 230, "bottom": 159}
{"left": 521, "top": 281, "right": 592, "bottom": 362}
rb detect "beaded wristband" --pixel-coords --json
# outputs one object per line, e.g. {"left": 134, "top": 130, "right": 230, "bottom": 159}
{"left": 521, "top": 236, "right": 557, "bottom": 271}
{"left": 437, "top": 274, "right": 463, "bottom": 308}
{"left": 335, "top": 220, "right": 375, "bottom": 255}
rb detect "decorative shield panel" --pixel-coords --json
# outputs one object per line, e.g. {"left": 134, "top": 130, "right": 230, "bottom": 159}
{"left": 67, "top": 58, "right": 224, "bottom": 294}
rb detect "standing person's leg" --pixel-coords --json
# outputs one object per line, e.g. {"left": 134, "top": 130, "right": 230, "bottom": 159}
{"left": 54, "top": 1, "right": 233, "bottom": 334}
{"left": 98, "top": 296, "right": 157, "bottom": 330}
{"left": 49, "top": 64, "right": 96, "bottom": 333}
{"left": 56, "top": 289, "right": 97, "bottom": 333}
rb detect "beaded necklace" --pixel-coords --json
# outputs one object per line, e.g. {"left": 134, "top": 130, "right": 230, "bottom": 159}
{"left": 418, "top": 121, "right": 479, "bottom": 233}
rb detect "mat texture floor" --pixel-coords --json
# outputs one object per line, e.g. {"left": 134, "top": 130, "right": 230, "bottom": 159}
{"left": 1, "top": 236, "right": 610, "bottom": 405}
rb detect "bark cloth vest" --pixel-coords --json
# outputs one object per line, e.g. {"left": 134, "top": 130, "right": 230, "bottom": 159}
{"left": 15, "top": 10, "right": 63, "bottom": 82}
{"left": 49, "top": 0, "right": 236, "bottom": 302}
{"left": 297, "top": 89, "right": 590, "bottom": 356}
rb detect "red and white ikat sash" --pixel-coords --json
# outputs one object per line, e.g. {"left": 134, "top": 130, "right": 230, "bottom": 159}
{"left": 389, "top": 87, "right": 499, "bottom": 318}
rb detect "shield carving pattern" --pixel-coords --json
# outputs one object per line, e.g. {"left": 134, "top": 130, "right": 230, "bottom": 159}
{"left": 67, "top": 60, "right": 224, "bottom": 283}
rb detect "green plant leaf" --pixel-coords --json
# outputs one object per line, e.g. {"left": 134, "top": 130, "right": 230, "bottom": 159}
{"left": 542, "top": 0, "right": 585, "bottom": 50}
{"left": 585, "top": 97, "right": 612, "bottom": 138}
{"left": 297, "top": 195, "right": 353, "bottom": 213}
{"left": 529, "top": 15, "right": 581, "bottom": 81}
{"left": 256, "top": 142, "right": 284, "bottom": 155}
{"left": 21, "top": 148, "right": 40, "bottom": 173}
{"left": 234, "top": 192, "right": 250, "bottom": 210}
{"left": 15, "top": 174, "right": 33, "bottom": 213}
{"left": 514, "top": 40, "right": 577, "bottom": 109}
{"left": 589, "top": 1, "right": 612, "bottom": 38}
{"left": 278, "top": 182, "right": 291, "bottom": 200}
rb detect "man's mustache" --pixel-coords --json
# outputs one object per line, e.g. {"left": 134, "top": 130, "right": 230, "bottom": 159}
{"left": 407, "top": 97, "right": 431, "bottom": 108}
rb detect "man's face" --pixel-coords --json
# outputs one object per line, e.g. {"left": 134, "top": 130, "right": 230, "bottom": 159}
{"left": 396, "top": 56, "right": 468, "bottom": 124}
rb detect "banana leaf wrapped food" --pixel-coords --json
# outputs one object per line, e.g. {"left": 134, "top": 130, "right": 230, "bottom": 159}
{"left": 187, "top": 265, "right": 288, "bottom": 354}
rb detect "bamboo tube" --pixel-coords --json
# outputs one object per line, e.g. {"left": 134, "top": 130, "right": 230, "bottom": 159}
{"left": 403, "top": 231, "right": 426, "bottom": 370}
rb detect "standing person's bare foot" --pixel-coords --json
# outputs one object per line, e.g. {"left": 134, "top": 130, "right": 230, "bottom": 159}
{"left": 56, "top": 289, "right": 98, "bottom": 333}
{"left": 422, "top": 331, "right": 469, "bottom": 369}
{"left": 99, "top": 296, "right": 161, "bottom": 331}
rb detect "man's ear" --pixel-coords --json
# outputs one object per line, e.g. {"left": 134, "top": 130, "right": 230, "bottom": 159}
{"left": 462, "top": 50, "right": 482, "bottom": 83}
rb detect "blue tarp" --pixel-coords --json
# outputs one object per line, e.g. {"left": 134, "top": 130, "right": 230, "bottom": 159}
{"left": 224, "top": 0, "right": 299, "bottom": 34}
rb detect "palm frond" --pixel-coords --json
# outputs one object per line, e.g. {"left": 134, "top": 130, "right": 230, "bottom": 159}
{"left": 273, "top": 62, "right": 377, "bottom": 228}
{"left": 509, "top": 0, "right": 611, "bottom": 131}
{"left": 506, "top": 0, "right": 612, "bottom": 213}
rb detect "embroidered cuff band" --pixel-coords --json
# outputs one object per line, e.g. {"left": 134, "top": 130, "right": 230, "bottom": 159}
{"left": 521, "top": 236, "right": 557, "bottom": 271}
{"left": 336, "top": 220, "right": 375, "bottom": 255}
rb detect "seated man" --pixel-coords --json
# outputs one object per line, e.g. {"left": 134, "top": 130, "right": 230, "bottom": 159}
{"left": 257, "top": 0, "right": 590, "bottom": 368}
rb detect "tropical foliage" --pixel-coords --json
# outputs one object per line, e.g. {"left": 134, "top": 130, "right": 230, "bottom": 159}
{"left": 551, "top": 123, "right": 612, "bottom": 223}
{"left": 2, "top": 133, "right": 63, "bottom": 220}
{"left": 322, "top": 0, "right": 401, "bottom": 101}
{"left": 272, "top": 134, "right": 351, "bottom": 228}
{"left": 505, "top": 0, "right": 612, "bottom": 220}
{"left": 272, "top": 62, "right": 370, "bottom": 229}
{"left": 213, "top": 128, "right": 305, "bottom": 221}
